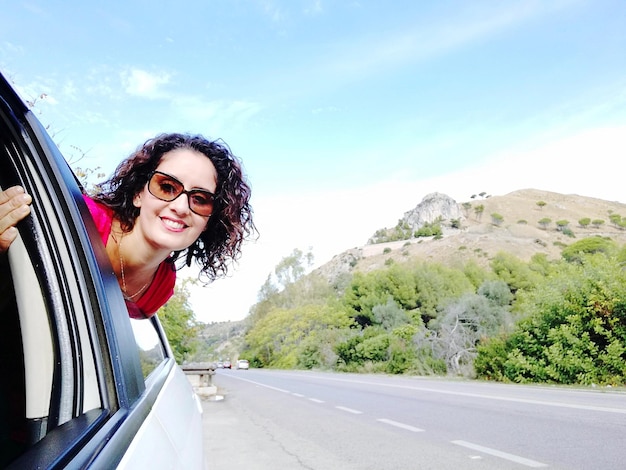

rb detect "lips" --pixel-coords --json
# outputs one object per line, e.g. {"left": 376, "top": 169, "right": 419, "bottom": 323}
{"left": 161, "top": 217, "right": 187, "bottom": 231}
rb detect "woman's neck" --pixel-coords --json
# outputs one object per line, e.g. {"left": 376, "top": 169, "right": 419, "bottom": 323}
{"left": 108, "top": 221, "right": 165, "bottom": 300}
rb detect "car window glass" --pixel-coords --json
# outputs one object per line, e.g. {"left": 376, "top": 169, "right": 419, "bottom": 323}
{"left": 130, "top": 319, "right": 166, "bottom": 379}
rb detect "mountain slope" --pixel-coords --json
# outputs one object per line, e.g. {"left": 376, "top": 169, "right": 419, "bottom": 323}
{"left": 318, "top": 188, "right": 626, "bottom": 279}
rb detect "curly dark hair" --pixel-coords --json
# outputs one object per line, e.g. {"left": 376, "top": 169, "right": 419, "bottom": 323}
{"left": 94, "top": 133, "right": 256, "bottom": 283}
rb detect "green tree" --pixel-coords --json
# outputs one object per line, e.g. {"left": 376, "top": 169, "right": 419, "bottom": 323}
{"left": 245, "top": 303, "right": 353, "bottom": 368}
{"left": 490, "top": 213, "right": 504, "bottom": 226}
{"left": 297, "top": 327, "right": 348, "bottom": 370}
{"left": 274, "top": 248, "right": 314, "bottom": 288}
{"left": 561, "top": 237, "right": 618, "bottom": 263}
{"left": 592, "top": 219, "right": 605, "bottom": 229}
{"left": 474, "top": 204, "right": 485, "bottom": 221}
{"left": 372, "top": 296, "right": 411, "bottom": 330}
{"left": 476, "top": 254, "right": 626, "bottom": 385}
{"left": 536, "top": 201, "right": 547, "bottom": 210}
{"left": 490, "top": 252, "right": 542, "bottom": 295}
{"left": 462, "top": 260, "right": 492, "bottom": 289}
{"left": 555, "top": 220, "right": 570, "bottom": 232}
{"left": 257, "top": 274, "right": 280, "bottom": 302}
{"left": 609, "top": 213, "right": 622, "bottom": 228}
{"left": 344, "top": 261, "right": 477, "bottom": 328}
{"left": 415, "top": 221, "right": 442, "bottom": 238}
{"left": 410, "top": 263, "right": 477, "bottom": 325}
{"left": 370, "top": 219, "right": 414, "bottom": 243}
{"left": 158, "top": 279, "right": 200, "bottom": 364}
{"left": 478, "top": 280, "right": 514, "bottom": 307}
{"left": 250, "top": 248, "right": 320, "bottom": 323}
{"left": 430, "top": 288, "right": 512, "bottom": 376}
{"left": 578, "top": 217, "right": 591, "bottom": 228}
{"left": 392, "top": 220, "right": 414, "bottom": 240}
{"left": 538, "top": 217, "right": 552, "bottom": 230}
{"left": 343, "top": 265, "right": 419, "bottom": 327}
{"left": 461, "top": 202, "right": 472, "bottom": 218}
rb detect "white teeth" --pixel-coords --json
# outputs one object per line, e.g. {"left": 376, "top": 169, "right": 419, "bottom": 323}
{"left": 163, "top": 219, "right": 185, "bottom": 229}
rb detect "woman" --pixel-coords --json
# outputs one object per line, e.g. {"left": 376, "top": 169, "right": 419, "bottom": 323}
{"left": 0, "top": 133, "right": 255, "bottom": 319}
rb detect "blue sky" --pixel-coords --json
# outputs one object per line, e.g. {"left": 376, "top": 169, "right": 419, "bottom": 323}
{"left": 2, "top": 1, "right": 626, "bottom": 322}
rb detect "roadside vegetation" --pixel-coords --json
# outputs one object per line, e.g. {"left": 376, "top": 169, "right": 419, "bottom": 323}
{"left": 157, "top": 279, "right": 201, "bottom": 363}
{"left": 239, "top": 238, "right": 626, "bottom": 386}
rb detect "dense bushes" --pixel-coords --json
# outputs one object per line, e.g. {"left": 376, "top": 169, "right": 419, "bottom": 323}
{"left": 243, "top": 237, "right": 626, "bottom": 386}
{"left": 475, "top": 254, "right": 626, "bottom": 385}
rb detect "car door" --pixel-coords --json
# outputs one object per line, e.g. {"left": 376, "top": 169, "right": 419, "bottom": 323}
{"left": 0, "top": 72, "right": 203, "bottom": 469}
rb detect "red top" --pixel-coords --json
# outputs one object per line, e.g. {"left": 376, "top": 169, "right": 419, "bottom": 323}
{"left": 83, "top": 196, "right": 176, "bottom": 319}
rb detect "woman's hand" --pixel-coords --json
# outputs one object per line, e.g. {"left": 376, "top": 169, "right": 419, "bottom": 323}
{"left": 0, "top": 186, "right": 32, "bottom": 253}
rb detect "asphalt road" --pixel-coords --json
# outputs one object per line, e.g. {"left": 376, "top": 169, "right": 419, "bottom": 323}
{"left": 202, "top": 369, "right": 626, "bottom": 470}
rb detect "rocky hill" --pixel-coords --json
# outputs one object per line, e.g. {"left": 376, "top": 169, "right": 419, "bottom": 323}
{"left": 196, "top": 188, "right": 626, "bottom": 358}
{"left": 317, "top": 188, "right": 626, "bottom": 281}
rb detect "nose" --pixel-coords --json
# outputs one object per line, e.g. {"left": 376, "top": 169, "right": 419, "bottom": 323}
{"left": 168, "top": 192, "right": 191, "bottom": 214}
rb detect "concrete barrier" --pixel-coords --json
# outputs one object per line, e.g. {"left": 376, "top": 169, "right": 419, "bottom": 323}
{"left": 181, "top": 362, "right": 217, "bottom": 398}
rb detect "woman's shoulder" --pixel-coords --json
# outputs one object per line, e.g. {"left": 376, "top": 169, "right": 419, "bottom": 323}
{"left": 82, "top": 195, "right": 114, "bottom": 244}
{"left": 83, "top": 195, "right": 113, "bottom": 218}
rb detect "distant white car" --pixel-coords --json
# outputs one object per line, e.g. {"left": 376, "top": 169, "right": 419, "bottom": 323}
{"left": 0, "top": 71, "right": 204, "bottom": 469}
{"left": 236, "top": 359, "right": 250, "bottom": 370}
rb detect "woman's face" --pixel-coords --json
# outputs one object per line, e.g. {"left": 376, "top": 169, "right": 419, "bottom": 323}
{"left": 133, "top": 148, "right": 218, "bottom": 253}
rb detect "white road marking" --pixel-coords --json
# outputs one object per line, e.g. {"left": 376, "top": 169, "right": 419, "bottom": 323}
{"left": 301, "top": 375, "right": 626, "bottom": 415}
{"left": 377, "top": 418, "right": 424, "bottom": 432}
{"left": 452, "top": 440, "right": 548, "bottom": 468}
{"left": 336, "top": 406, "right": 363, "bottom": 414}
{"left": 292, "top": 393, "right": 305, "bottom": 397}
{"left": 309, "top": 398, "right": 325, "bottom": 403}
{"left": 224, "top": 375, "right": 291, "bottom": 393}
{"left": 226, "top": 372, "right": 626, "bottom": 415}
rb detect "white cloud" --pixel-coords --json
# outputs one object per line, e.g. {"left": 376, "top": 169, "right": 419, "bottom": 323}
{"left": 121, "top": 68, "right": 171, "bottom": 99}
{"left": 0, "top": 41, "right": 25, "bottom": 57}
{"left": 303, "top": 1, "right": 323, "bottom": 15}
{"left": 259, "top": 0, "right": 286, "bottom": 23}
{"left": 171, "top": 96, "right": 262, "bottom": 133}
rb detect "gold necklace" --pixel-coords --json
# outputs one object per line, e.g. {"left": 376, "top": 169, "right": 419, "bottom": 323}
{"left": 118, "top": 235, "right": 151, "bottom": 301}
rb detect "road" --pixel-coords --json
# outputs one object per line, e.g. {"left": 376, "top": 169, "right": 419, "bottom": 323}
{"left": 202, "top": 369, "right": 626, "bottom": 469}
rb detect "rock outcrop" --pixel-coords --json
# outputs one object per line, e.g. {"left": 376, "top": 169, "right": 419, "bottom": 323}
{"left": 402, "top": 192, "right": 463, "bottom": 230}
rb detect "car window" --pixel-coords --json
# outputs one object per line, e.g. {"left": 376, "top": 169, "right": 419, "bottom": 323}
{"left": 130, "top": 318, "right": 167, "bottom": 379}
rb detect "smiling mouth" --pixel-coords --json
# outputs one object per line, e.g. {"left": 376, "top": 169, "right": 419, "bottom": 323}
{"left": 162, "top": 218, "right": 187, "bottom": 230}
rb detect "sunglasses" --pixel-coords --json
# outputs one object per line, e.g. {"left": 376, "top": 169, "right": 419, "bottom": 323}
{"left": 148, "top": 171, "right": 215, "bottom": 217}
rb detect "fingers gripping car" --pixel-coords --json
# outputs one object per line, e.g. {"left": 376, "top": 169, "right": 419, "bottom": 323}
{"left": 0, "top": 72, "right": 204, "bottom": 469}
